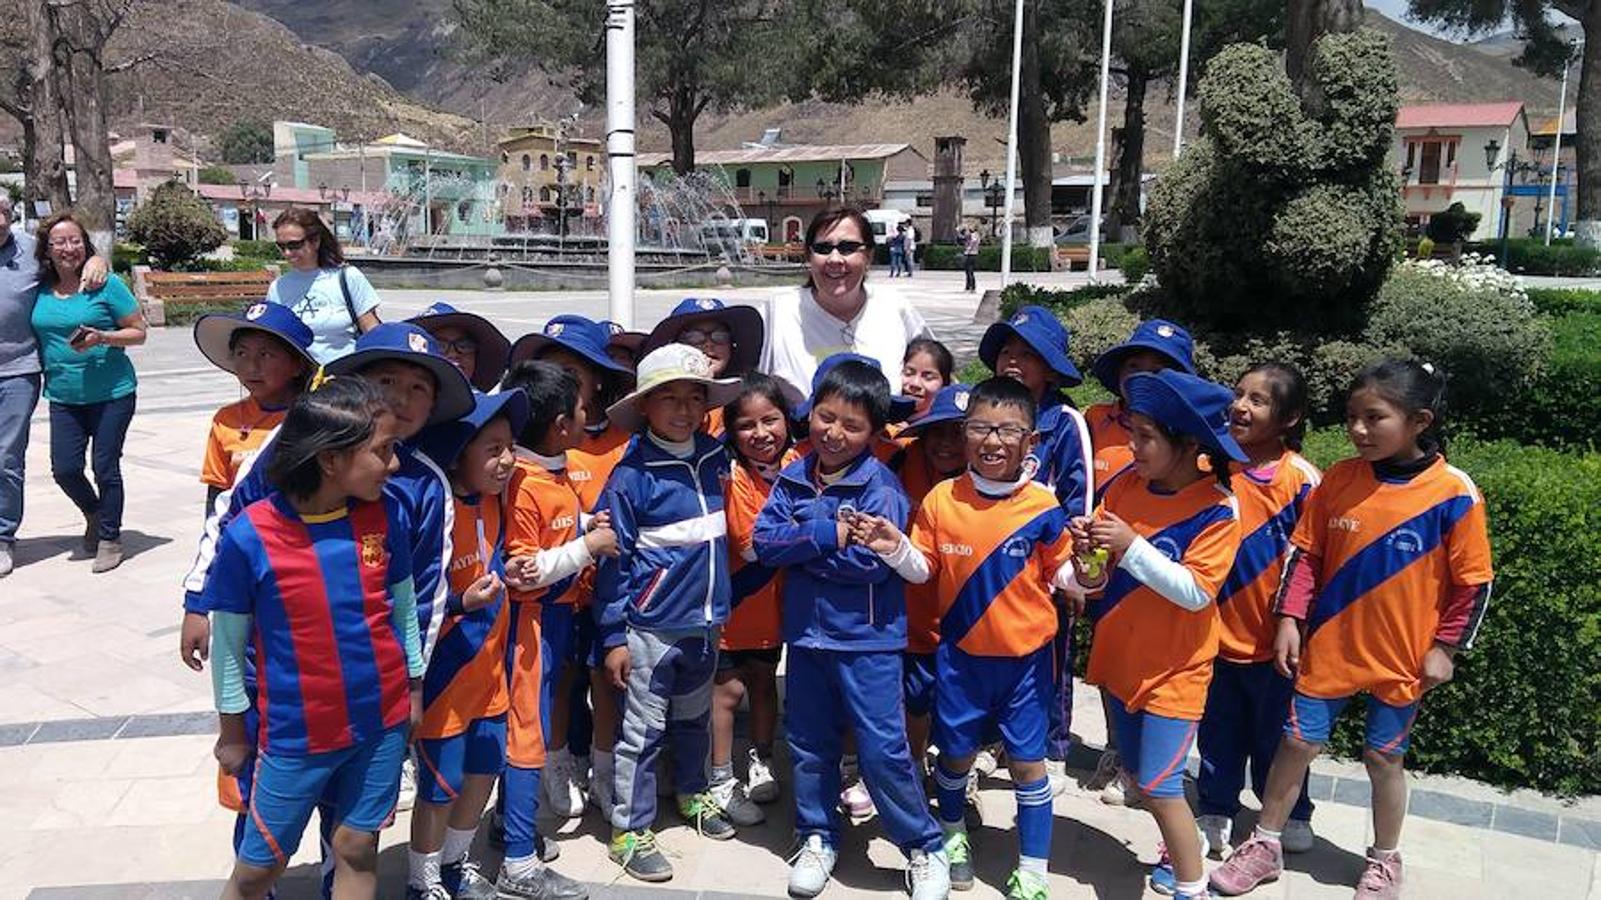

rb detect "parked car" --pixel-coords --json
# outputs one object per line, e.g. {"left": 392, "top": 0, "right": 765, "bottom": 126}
{"left": 1053, "top": 214, "right": 1104, "bottom": 245}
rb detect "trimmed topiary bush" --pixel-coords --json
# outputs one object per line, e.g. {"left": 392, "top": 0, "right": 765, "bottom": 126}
{"left": 125, "top": 181, "right": 228, "bottom": 270}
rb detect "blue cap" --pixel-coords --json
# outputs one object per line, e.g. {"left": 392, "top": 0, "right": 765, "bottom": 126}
{"left": 640, "top": 298, "right": 765, "bottom": 375}
{"left": 900, "top": 383, "right": 970, "bottom": 434}
{"left": 1123, "top": 370, "right": 1246, "bottom": 463}
{"left": 193, "top": 302, "right": 316, "bottom": 374}
{"left": 979, "top": 306, "right": 1083, "bottom": 386}
{"left": 324, "top": 322, "right": 475, "bottom": 425}
{"left": 420, "top": 388, "right": 531, "bottom": 467}
{"left": 793, "top": 352, "right": 917, "bottom": 422}
{"left": 509, "top": 315, "right": 632, "bottom": 376}
{"left": 407, "top": 301, "right": 511, "bottom": 392}
{"left": 1090, "top": 318, "right": 1196, "bottom": 395}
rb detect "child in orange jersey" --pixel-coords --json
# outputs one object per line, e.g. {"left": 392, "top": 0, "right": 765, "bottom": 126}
{"left": 1211, "top": 361, "right": 1493, "bottom": 900}
{"left": 710, "top": 373, "right": 797, "bottom": 827}
{"left": 1196, "top": 363, "right": 1320, "bottom": 860}
{"left": 1072, "top": 369, "right": 1246, "bottom": 900}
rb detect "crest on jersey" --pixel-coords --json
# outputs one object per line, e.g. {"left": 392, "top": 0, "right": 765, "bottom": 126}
{"left": 360, "top": 533, "right": 386, "bottom": 568}
{"left": 1002, "top": 536, "right": 1032, "bottom": 559}
{"left": 696, "top": 298, "right": 720, "bottom": 311}
{"left": 1151, "top": 535, "right": 1183, "bottom": 562}
{"left": 407, "top": 332, "right": 429, "bottom": 353}
{"left": 245, "top": 303, "right": 267, "bottom": 320}
{"left": 545, "top": 321, "right": 565, "bottom": 337}
{"left": 1387, "top": 527, "right": 1424, "bottom": 555}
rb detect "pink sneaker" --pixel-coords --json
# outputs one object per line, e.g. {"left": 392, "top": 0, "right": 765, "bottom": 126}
{"left": 1208, "top": 833, "right": 1283, "bottom": 895}
{"left": 1354, "top": 848, "right": 1402, "bottom": 900}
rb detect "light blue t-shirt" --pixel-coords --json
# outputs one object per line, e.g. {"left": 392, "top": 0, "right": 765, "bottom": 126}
{"left": 265, "top": 265, "right": 380, "bottom": 364}
{"left": 31, "top": 275, "right": 140, "bottom": 405}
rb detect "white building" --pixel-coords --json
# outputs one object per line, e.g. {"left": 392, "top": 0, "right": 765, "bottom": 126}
{"left": 1393, "top": 101, "right": 1531, "bottom": 242}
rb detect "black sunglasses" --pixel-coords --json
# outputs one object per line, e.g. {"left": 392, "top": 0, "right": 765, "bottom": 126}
{"left": 808, "top": 240, "right": 867, "bottom": 257}
{"left": 275, "top": 238, "right": 310, "bottom": 252}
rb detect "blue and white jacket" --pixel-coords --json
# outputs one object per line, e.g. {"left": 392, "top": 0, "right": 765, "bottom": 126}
{"left": 754, "top": 450, "right": 911, "bottom": 652}
{"left": 1029, "top": 401, "right": 1095, "bottom": 520}
{"left": 593, "top": 432, "right": 732, "bottom": 647}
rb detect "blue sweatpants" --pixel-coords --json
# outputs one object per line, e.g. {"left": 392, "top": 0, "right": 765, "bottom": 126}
{"left": 1197, "top": 658, "right": 1314, "bottom": 822}
{"left": 786, "top": 645, "right": 943, "bottom": 855}
{"left": 611, "top": 627, "right": 718, "bottom": 832}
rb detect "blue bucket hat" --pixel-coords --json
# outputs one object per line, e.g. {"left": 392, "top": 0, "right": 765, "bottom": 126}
{"left": 407, "top": 301, "right": 511, "bottom": 392}
{"left": 421, "top": 388, "right": 531, "bottom": 468}
{"left": 793, "top": 352, "right": 917, "bottom": 423}
{"left": 324, "top": 322, "right": 475, "bottom": 425}
{"left": 1090, "top": 318, "right": 1196, "bottom": 395}
{"left": 1123, "top": 370, "right": 1246, "bottom": 463}
{"left": 602, "top": 320, "right": 648, "bottom": 366}
{"left": 509, "top": 315, "right": 632, "bottom": 376}
{"left": 640, "top": 298, "right": 765, "bottom": 376}
{"left": 900, "top": 383, "right": 970, "bottom": 435}
{"left": 979, "top": 305, "right": 1083, "bottom": 386}
{"left": 193, "top": 302, "right": 317, "bottom": 375}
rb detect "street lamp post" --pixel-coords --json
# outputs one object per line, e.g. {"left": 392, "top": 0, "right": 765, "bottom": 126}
{"left": 238, "top": 179, "right": 272, "bottom": 241}
{"left": 815, "top": 178, "right": 838, "bottom": 208}
{"left": 1485, "top": 139, "right": 1540, "bottom": 268}
{"left": 555, "top": 154, "right": 573, "bottom": 244}
{"left": 979, "top": 169, "right": 1002, "bottom": 238}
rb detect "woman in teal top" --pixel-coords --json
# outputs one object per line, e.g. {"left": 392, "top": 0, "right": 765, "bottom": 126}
{"left": 30, "top": 211, "right": 147, "bottom": 573}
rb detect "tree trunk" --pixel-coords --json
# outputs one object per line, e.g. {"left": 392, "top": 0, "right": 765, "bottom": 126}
{"left": 1573, "top": 9, "right": 1601, "bottom": 246}
{"left": 1106, "top": 66, "right": 1148, "bottom": 241}
{"left": 666, "top": 84, "right": 698, "bottom": 176}
{"left": 21, "top": 0, "right": 69, "bottom": 222}
{"left": 1018, "top": 0, "right": 1054, "bottom": 247}
{"left": 54, "top": 0, "right": 117, "bottom": 254}
{"left": 1285, "top": 0, "right": 1363, "bottom": 90}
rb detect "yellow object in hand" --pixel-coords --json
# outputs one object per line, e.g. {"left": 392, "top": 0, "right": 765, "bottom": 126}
{"left": 1078, "top": 547, "right": 1110, "bottom": 582}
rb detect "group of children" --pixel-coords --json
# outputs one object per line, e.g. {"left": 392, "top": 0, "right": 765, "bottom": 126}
{"left": 178, "top": 291, "right": 1494, "bottom": 900}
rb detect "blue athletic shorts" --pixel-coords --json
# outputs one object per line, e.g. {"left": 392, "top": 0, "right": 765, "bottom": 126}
{"left": 1106, "top": 697, "right": 1199, "bottom": 799}
{"left": 933, "top": 643, "right": 1053, "bottom": 762}
{"left": 415, "top": 714, "right": 508, "bottom": 805}
{"left": 902, "top": 651, "right": 937, "bottom": 718}
{"left": 1286, "top": 691, "right": 1420, "bottom": 756}
{"left": 238, "top": 724, "right": 407, "bottom": 869}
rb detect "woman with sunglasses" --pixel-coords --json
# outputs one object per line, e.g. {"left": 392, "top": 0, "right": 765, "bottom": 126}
{"left": 265, "top": 207, "right": 382, "bottom": 364}
{"left": 760, "top": 207, "right": 934, "bottom": 405}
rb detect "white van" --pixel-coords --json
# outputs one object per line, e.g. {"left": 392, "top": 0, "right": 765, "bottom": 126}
{"left": 864, "top": 208, "right": 913, "bottom": 240}
{"left": 700, "top": 218, "right": 770, "bottom": 246}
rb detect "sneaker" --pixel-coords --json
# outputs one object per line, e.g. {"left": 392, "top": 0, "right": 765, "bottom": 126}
{"left": 1198, "top": 814, "right": 1232, "bottom": 860}
{"left": 907, "top": 848, "right": 951, "bottom": 900}
{"left": 840, "top": 777, "right": 876, "bottom": 818}
{"left": 91, "top": 540, "right": 122, "bottom": 573}
{"left": 746, "top": 747, "right": 779, "bottom": 803}
{"left": 0, "top": 543, "right": 13, "bottom": 577}
{"left": 971, "top": 746, "right": 1000, "bottom": 778}
{"left": 1005, "top": 869, "right": 1050, "bottom": 900}
{"left": 495, "top": 863, "right": 590, "bottom": 899}
{"left": 1044, "top": 758, "right": 1070, "bottom": 797}
{"left": 1282, "top": 817, "right": 1314, "bottom": 854}
{"left": 546, "top": 753, "right": 586, "bottom": 819}
{"left": 536, "top": 828, "right": 561, "bottom": 863}
{"left": 440, "top": 858, "right": 497, "bottom": 900}
{"left": 787, "top": 834, "right": 837, "bottom": 898}
{"left": 588, "top": 768, "right": 613, "bottom": 818}
{"left": 1354, "top": 848, "right": 1403, "bottom": 900}
{"left": 1100, "top": 769, "right": 1134, "bottom": 807}
{"left": 710, "top": 777, "right": 766, "bottom": 826}
{"left": 608, "top": 829, "right": 672, "bottom": 883}
{"left": 1176, "top": 889, "right": 1217, "bottom": 900}
{"left": 406, "top": 886, "right": 451, "bottom": 900}
{"left": 397, "top": 757, "right": 418, "bottom": 812}
{"left": 943, "top": 830, "right": 974, "bottom": 891}
{"left": 1150, "top": 842, "right": 1177, "bottom": 895}
{"left": 678, "top": 790, "right": 737, "bottom": 840}
{"left": 1208, "top": 833, "right": 1284, "bottom": 896}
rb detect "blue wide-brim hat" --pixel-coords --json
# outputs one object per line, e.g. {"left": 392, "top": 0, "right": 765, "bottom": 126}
{"left": 793, "top": 351, "right": 917, "bottom": 422}
{"left": 324, "top": 322, "right": 475, "bottom": 425}
{"left": 509, "top": 314, "right": 633, "bottom": 376}
{"left": 1123, "top": 369, "right": 1246, "bottom": 463}
{"left": 979, "top": 305, "right": 1083, "bottom": 386}
{"left": 602, "top": 320, "right": 648, "bottom": 366}
{"left": 407, "top": 301, "right": 512, "bottom": 392}
{"left": 1091, "top": 318, "right": 1197, "bottom": 395}
{"left": 421, "top": 388, "right": 531, "bottom": 467}
{"left": 193, "top": 301, "right": 317, "bottom": 374}
{"left": 900, "top": 383, "right": 970, "bottom": 435}
{"left": 640, "top": 298, "right": 765, "bottom": 375}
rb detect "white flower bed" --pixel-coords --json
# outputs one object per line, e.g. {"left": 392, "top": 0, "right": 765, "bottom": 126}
{"left": 1400, "top": 253, "right": 1529, "bottom": 305}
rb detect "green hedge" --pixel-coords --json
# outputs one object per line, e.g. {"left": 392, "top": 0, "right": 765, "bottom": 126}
{"left": 919, "top": 244, "right": 1054, "bottom": 272}
{"left": 997, "top": 281, "right": 1130, "bottom": 319}
{"left": 1465, "top": 238, "right": 1601, "bottom": 276}
{"left": 233, "top": 239, "right": 281, "bottom": 260}
{"left": 1526, "top": 287, "right": 1601, "bottom": 316}
{"left": 1470, "top": 312, "right": 1601, "bottom": 451}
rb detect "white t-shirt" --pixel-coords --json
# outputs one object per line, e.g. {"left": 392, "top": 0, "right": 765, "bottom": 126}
{"left": 266, "top": 265, "right": 381, "bottom": 363}
{"left": 759, "top": 282, "right": 934, "bottom": 402}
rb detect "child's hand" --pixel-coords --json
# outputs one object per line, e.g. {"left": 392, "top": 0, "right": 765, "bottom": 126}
{"left": 462, "top": 572, "right": 505, "bottom": 611}
{"left": 1421, "top": 643, "right": 1456, "bottom": 693}
{"left": 179, "top": 612, "right": 210, "bottom": 672}
{"left": 604, "top": 645, "right": 631, "bottom": 690}
{"left": 589, "top": 511, "right": 612, "bottom": 533}
{"left": 1088, "top": 511, "right": 1137, "bottom": 555}
{"left": 503, "top": 555, "right": 535, "bottom": 592}
{"left": 586, "top": 525, "right": 619, "bottom": 559}
{"left": 1273, "top": 616, "right": 1304, "bottom": 678}
{"left": 850, "top": 514, "right": 904, "bottom": 555}
{"left": 214, "top": 736, "right": 253, "bottom": 775}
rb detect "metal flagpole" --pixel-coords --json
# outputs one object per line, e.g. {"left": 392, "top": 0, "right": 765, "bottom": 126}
{"left": 999, "top": 0, "right": 1025, "bottom": 288}
{"left": 1172, "top": 0, "right": 1194, "bottom": 157}
{"left": 606, "top": 0, "right": 637, "bottom": 328}
{"left": 1087, "top": 0, "right": 1114, "bottom": 282}
{"left": 1546, "top": 58, "right": 1571, "bottom": 246}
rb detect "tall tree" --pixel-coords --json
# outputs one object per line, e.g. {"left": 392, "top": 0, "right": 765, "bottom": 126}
{"left": 1286, "top": 0, "right": 1363, "bottom": 89}
{"left": 0, "top": 2, "right": 71, "bottom": 218}
{"left": 52, "top": 0, "right": 137, "bottom": 250}
{"left": 1106, "top": 0, "right": 1182, "bottom": 239}
{"left": 451, "top": 0, "right": 797, "bottom": 174}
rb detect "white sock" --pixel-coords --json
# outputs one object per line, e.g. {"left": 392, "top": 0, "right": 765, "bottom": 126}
{"left": 1019, "top": 855, "right": 1047, "bottom": 877}
{"left": 408, "top": 848, "right": 441, "bottom": 890}
{"left": 441, "top": 825, "right": 476, "bottom": 866}
{"left": 1371, "top": 844, "right": 1400, "bottom": 857}
{"left": 504, "top": 851, "right": 543, "bottom": 879}
{"left": 1256, "top": 825, "right": 1282, "bottom": 842}
{"left": 1177, "top": 878, "right": 1206, "bottom": 896}
{"left": 711, "top": 761, "right": 734, "bottom": 785}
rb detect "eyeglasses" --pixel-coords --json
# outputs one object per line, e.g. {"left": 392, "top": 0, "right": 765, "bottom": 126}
{"left": 808, "top": 240, "right": 867, "bottom": 257}
{"left": 48, "top": 237, "right": 85, "bottom": 249}
{"left": 963, "top": 421, "right": 1031, "bottom": 442}
{"left": 438, "top": 337, "right": 479, "bottom": 354}
{"left": 678, "top": 327, "right": 732, "bottom": 347}
{"left": 275, "top": 238, "right": 309, "bottom": 252}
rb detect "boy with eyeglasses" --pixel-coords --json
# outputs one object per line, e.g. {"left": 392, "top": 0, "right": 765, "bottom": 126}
{"left": 638, "top": 298, "right": 764, "bottom": 437}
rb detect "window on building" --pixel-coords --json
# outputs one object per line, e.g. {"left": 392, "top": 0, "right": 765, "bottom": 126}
{"left": 914, "top": 193, "right": 934, "bottom": 208}
{"left": 539, "top": 186, "right": 552, "bottom": 203}
{"left": 458, "top": 200, "right": 472, "bottom": 222}
{"left": 521, "top": 154, "right": 531, "bottom": 172}
{"left": 1418, "top": 141, "right": 1443, "bottom": 185}
{"left": 540, "top": 154, "right": 550, "bottom": 171}
{"left": 735, "top": 168, "right": 752, "bottom": 188}
{"left": 567, "top": 150, "right": 578, "bottom": 165}
{"left": 586, "top": 155, "right": 596, "bottom": 171}
{"left": 522, "top": 186, "right": 534, "bottom": 205}
{"left": 502, "top": 151, "right": 510, "bottom": 164}
{"left": 152, "top": 128, "right": 168, "bottom": 144}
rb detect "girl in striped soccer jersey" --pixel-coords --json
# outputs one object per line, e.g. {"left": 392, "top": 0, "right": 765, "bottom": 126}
{"left": 1212, "top": 361, "right": 1493, "bottom": 900}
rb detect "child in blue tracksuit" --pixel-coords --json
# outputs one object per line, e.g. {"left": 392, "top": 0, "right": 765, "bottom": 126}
{"left": 592, "top": 343, "right": 745, "bottom": 883}
{"left": 754, "top": 353, "right": 951, "bottom": 900}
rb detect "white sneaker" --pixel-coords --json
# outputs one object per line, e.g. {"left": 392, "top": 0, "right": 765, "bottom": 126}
{"left": 710, "top": 778, "right": 766, "bottom": 826}
{"left": 1282, "top": 817, "right": 1315, "bottom": 853}
{"left": 971, "top": 746, "right": 1000, "bottom": 777}
{"left": 544, "top": 751, "right": 586, "bottom": 819}
{"left": 788, "top": 834, "right": 837, "bottom": 898}
{"left": 397, "top": 757, "right": 417, "bottom": 812}
{"left": 1100, "top": 771, "right": 1133, "bottom": 806}
{"left": 1044, "top": 758, "right": 1070, "bottom": 797}
{"left": 907, "top": 848, "right": 951, "bottom": 900}
{"left": 0, "top": 544, "right": 12, "bottom": 577}
{"left": 840, "top": 777, "right": 876, "bottom": 818}
{"left": 746, "top": 748, "right": 779, "bottom": 803}
{"left": 1198, "top": 814, "right": 1232, "bottom": 860}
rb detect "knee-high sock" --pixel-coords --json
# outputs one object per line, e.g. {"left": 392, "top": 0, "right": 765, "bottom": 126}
{"left": 934, "top": 761, "right": 968, "bottom": 829}
{"left": 1015, "top": 775, "right": 1054, "bottom": 869}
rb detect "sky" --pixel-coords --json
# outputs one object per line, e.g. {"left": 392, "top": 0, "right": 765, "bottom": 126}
{"left": 1365, "top": 0, "right": 1475, "bottom": 39}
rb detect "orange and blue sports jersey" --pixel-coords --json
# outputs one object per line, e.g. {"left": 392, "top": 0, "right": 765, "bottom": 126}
{"left": 1085, "top": 401, "right": 1134, "bottom": 496}
{"left": 204, "top": 494, "right": 416, "bottom": 756}
{"left": 1283, "top": 456, "right": 1493, "bottom": 706}
{"left": 891, "top": 441, "right": 963, "bottom": 654}
{"left": 906, "top": 474, "right": 1074, "bottom": 657}
{"left": 200, "top": 397, "right": 287, "bottom": 490}
{"left": 504, "top": 453, "right": 585, "bottom": 607}
{"left": 723, "top": 451, "right": 798, "bottom": 651}
{"left": 1216, "top": 451, "right": 1321, "bottom": 663}
{"left": 703, "top": 406, "right": 727, "bottom": 440}
{"left": 1086, "top": 475, "right": 1241, "bottom": 720}
{"left": 569, "top": 422, "right": 633, "bottom": 513}
{"left": 419, "top": 493, "right": 511, "bottom": 741}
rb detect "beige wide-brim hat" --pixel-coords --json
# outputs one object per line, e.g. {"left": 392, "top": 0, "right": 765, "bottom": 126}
{"left": 605, "top": 342, "right": 743, "bottom": 432}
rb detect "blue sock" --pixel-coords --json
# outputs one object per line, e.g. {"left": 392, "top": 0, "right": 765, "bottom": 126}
{"left": 933, "top": 761, "right": 968, "bottom": 827}
{"left": 502, "top": 765, "right": 544, "bottom": 860}
{"left": 1015, "top": 775, "right": 1054, "bottom": 863}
